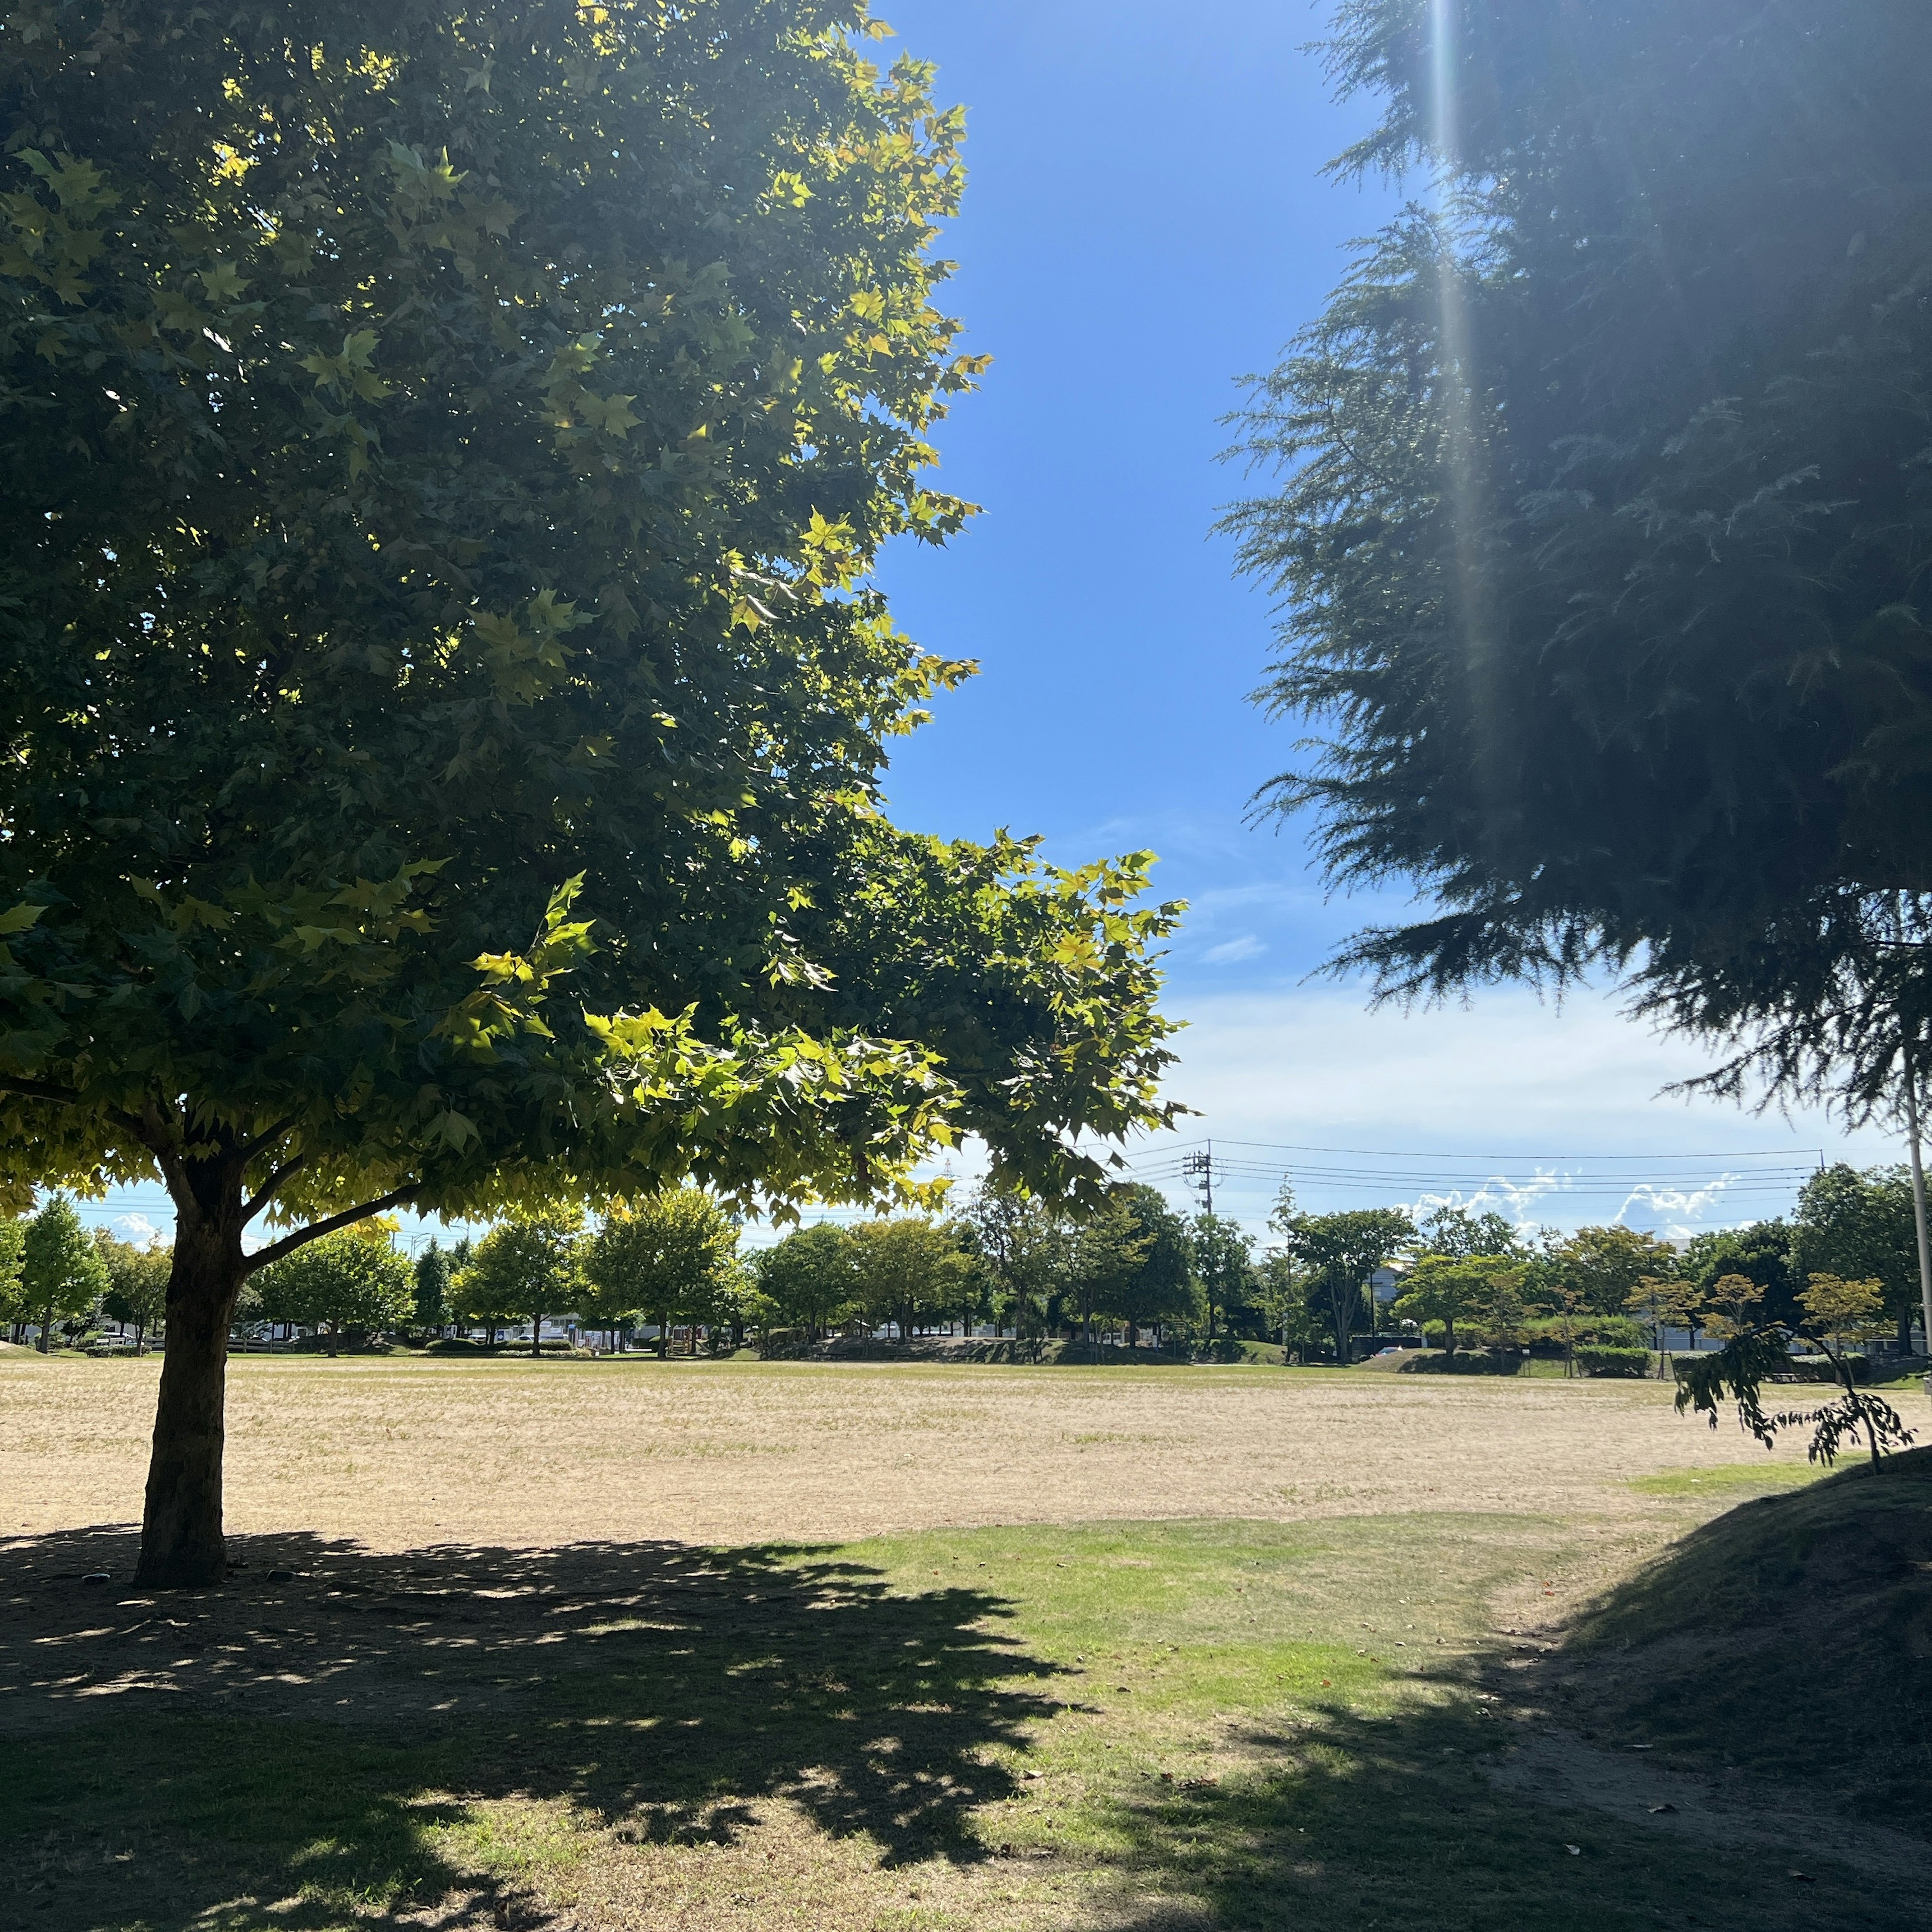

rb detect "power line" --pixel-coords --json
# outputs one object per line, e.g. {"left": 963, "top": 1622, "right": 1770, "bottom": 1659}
{"left": 1141, "top": 1140, "right": 1810, "bottom": 1216}
{"left": 1145, "top": 1135, "right": 1827, "bottom": 1163}
{"left": 1119, "top": 1135, "right": 1832, "bottom": 1223}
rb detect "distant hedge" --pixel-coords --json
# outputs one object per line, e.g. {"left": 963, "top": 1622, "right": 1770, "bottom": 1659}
{"left": 1576, "top": 1345, "right": 1650, "bottom": 1379}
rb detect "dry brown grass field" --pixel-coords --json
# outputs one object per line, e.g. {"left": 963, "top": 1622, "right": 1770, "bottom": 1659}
{"left": 0, "top": 1351, "right": 1822, "bottom": 1549}
{"left": 7, "top": 1351, "right": 1924, "bottom": 1932}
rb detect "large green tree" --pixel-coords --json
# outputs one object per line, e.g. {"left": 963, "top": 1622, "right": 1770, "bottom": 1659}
{"left": 1392, "top": 1252, "right": 1502, "bottom": 1356}
{"left": 1273, "top": 1198, "right": 1413, "bottom": 1361}
{"left": 1094, "top": 1183, "right": 1194, "bottom": 1346}
{"left": 1415, "top": 1205, "right": 1523, "bottom": 1262}
{"left": 1544, "top": 1226, "right": 1683, "bottom": 1319}
{"left": 1224, "top": 2, "right": 1932, "bottom": 1117}
{"left": 580, "top": 1187, "right": 738, "bottom": 1356}
{"left": 253, "top": 1221, "right": 415, "bottom": 1353}
{"left": 0, "top": 0, "right": 1179, "bottom": 1584}
{"left": 96, "top": 1228, "right": 172, "bottom": 1353}
{"left": 0, "top": 1214, "right": 26, "bottom": 1341}
{"left": 1188, "top": 1211, "right": 1254, "bottom": 1344}
{"left": 1683, "top": 1220, "right": 1797, "bottom": 1332}
{"left": 1791, "top": 1165, "right": 1921, "bottom": 1353}
{"left": 960, "top": 1179, "right": 1068, "bottom": 1351}
{"left": 412, "top": 1240, "right": 452, "bottom": 1339}
{"left": 751, "top": 1221, "right": 858, "bottom": 1341}
{"left": 452, "top": 1206, "right": 584, "bottom": 1356}
{"left": 1063, "top": 1189, "right": 1151, "bottom": 1357}
{"left": 22, "top": 1192, "right": 108, "bottom": 1351}
{"left": 846, "top": 1213, "right": 971, "bottom": 1339}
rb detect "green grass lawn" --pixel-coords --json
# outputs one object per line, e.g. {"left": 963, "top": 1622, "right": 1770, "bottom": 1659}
{"left": 1625, "top": 1462, "right": 1824, "bottom": 1499}
{"left": 6, "top": 1505, "right": 1924, "bottom": 1931}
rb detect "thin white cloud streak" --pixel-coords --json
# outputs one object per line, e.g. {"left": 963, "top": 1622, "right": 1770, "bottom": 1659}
{"left": 1396, "top": 1174, "right": 1753, "bottom": 1244}
{"left": 1202, "top": 934, "right": 1266, "bottom": 965}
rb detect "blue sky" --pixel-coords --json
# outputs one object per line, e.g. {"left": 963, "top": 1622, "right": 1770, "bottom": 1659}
{"left": 873, "top": 0, "right": 1378, "bottom": 893}
{"left": 83, "top": 2, "right": 1905, "bottom": 1255}
{"left": 857, "top": 0, "right": 1901, "bottom": 1239}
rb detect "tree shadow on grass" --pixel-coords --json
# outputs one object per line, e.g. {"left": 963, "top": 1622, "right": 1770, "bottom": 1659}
{"left": 1083, "top": 1695, "right": 1932, "bottom": 1932}
{"left": 1555, "top": 1447, "right": 1932, "bottom": 1830}
{"left": 0, "top": 1526, "right": 1062, "bottom": 1929}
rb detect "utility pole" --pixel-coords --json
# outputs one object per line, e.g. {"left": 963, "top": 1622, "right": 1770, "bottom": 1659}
{"left": 1182, "top": 1145, "right": 1216, "bottom": 1341}
{"left": 1182, "top": 1143, "right": 1215, "bottom": 1218}
{"left": 1902, "top": 1049, "right": 1932, "bottom": 1389}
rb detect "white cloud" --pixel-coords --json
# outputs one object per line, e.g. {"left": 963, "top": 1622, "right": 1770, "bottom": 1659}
{"left": 1128, "top": 983, "right": 1906, "bottom": 1240}
{"left": 1201, "top": 934, "right": 1266, "bottom": 965}
{"left": 115, "top": 1213, "right": 159, "bottom": 1245}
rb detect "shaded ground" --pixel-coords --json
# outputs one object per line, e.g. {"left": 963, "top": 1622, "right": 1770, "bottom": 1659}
{"left": 2, "top": 1525, "right": 1052, "bottom": 1927}
{"left": 4, "top": 1511, "right": 1927, "bottom": 1931}
{"left": 1485, "top": 1728, "right": 1929, "bottom": 1877}
{"left": 1552, "top": 1443, "right": 1932, "bottom": 1830}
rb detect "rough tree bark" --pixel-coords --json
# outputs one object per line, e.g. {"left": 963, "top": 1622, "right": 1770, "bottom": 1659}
{"left": 135, "top": 1155, "right": 250, "bottom": 1589}
{"left": 130, "top": 1117, "right": 412, "bottom": 1590}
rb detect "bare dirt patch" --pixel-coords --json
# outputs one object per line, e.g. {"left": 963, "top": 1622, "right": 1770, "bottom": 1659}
{"left": 1484, "top": 1728, "right": 1931, "bottom": 1881}
{"left": 0, "top": 1354, "right": 1837, "bottom": 1551}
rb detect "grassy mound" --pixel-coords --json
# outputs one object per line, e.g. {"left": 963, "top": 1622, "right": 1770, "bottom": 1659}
{"left": 1392, "top": 1347, "right": 1524, "bottom": 1375}
{"left": 1566, "top": 1443, "right": 1932, "bottom": 1831}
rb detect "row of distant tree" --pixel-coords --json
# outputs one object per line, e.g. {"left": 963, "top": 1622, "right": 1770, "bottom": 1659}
{"left": 250, "top": 1182, "right": 1202, "bottom": 1358}
{"left": 0, "top": 1196, "right": 171, "bottom": 1352}
{"left": 6, "top": 1162, "right": 1918, "bottom": 1366}
{"left": 1271, "top": 1164, "right": 1927, "bottom": 1366}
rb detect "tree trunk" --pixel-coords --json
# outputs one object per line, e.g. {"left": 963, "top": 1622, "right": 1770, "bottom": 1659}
{"left": 38, "top": 1296, "right": 52, "bottom": 1352}
{"left": 1826, "top": 1347, "right": 1881, "bottom": 1469}
{"left": 136, "top": 1178, "right": 249, "bottom": 1589}
{"left": 531, "top": 1312, "right": 542, "bottom": 1358}
{"left": 1328, "top": 1278, "right": 1352, "bottom": 1363}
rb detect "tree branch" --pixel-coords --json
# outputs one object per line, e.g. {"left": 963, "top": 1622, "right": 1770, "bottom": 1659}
{"left": 240, "top": 1113, "right": 299, "bottom": 1162}
{"left": 138, "top": 1098, "right": 192, "bottom": 1208}
{"left": 241, "top": 1153, "right": 308, "bottom": 1227}
{"left": 0, "top": 1072, "right": 150, "bottom": 1142}
{"left": 0, "top": 1073, "right": 83, "bottom": 1106}
{"left": 244, "top": 1186, "right": 418, "bottom": 1274}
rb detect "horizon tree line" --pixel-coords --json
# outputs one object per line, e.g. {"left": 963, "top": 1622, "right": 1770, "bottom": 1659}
{"left": 8, "top": 1162, "right": 1920, "bottom": 1373}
